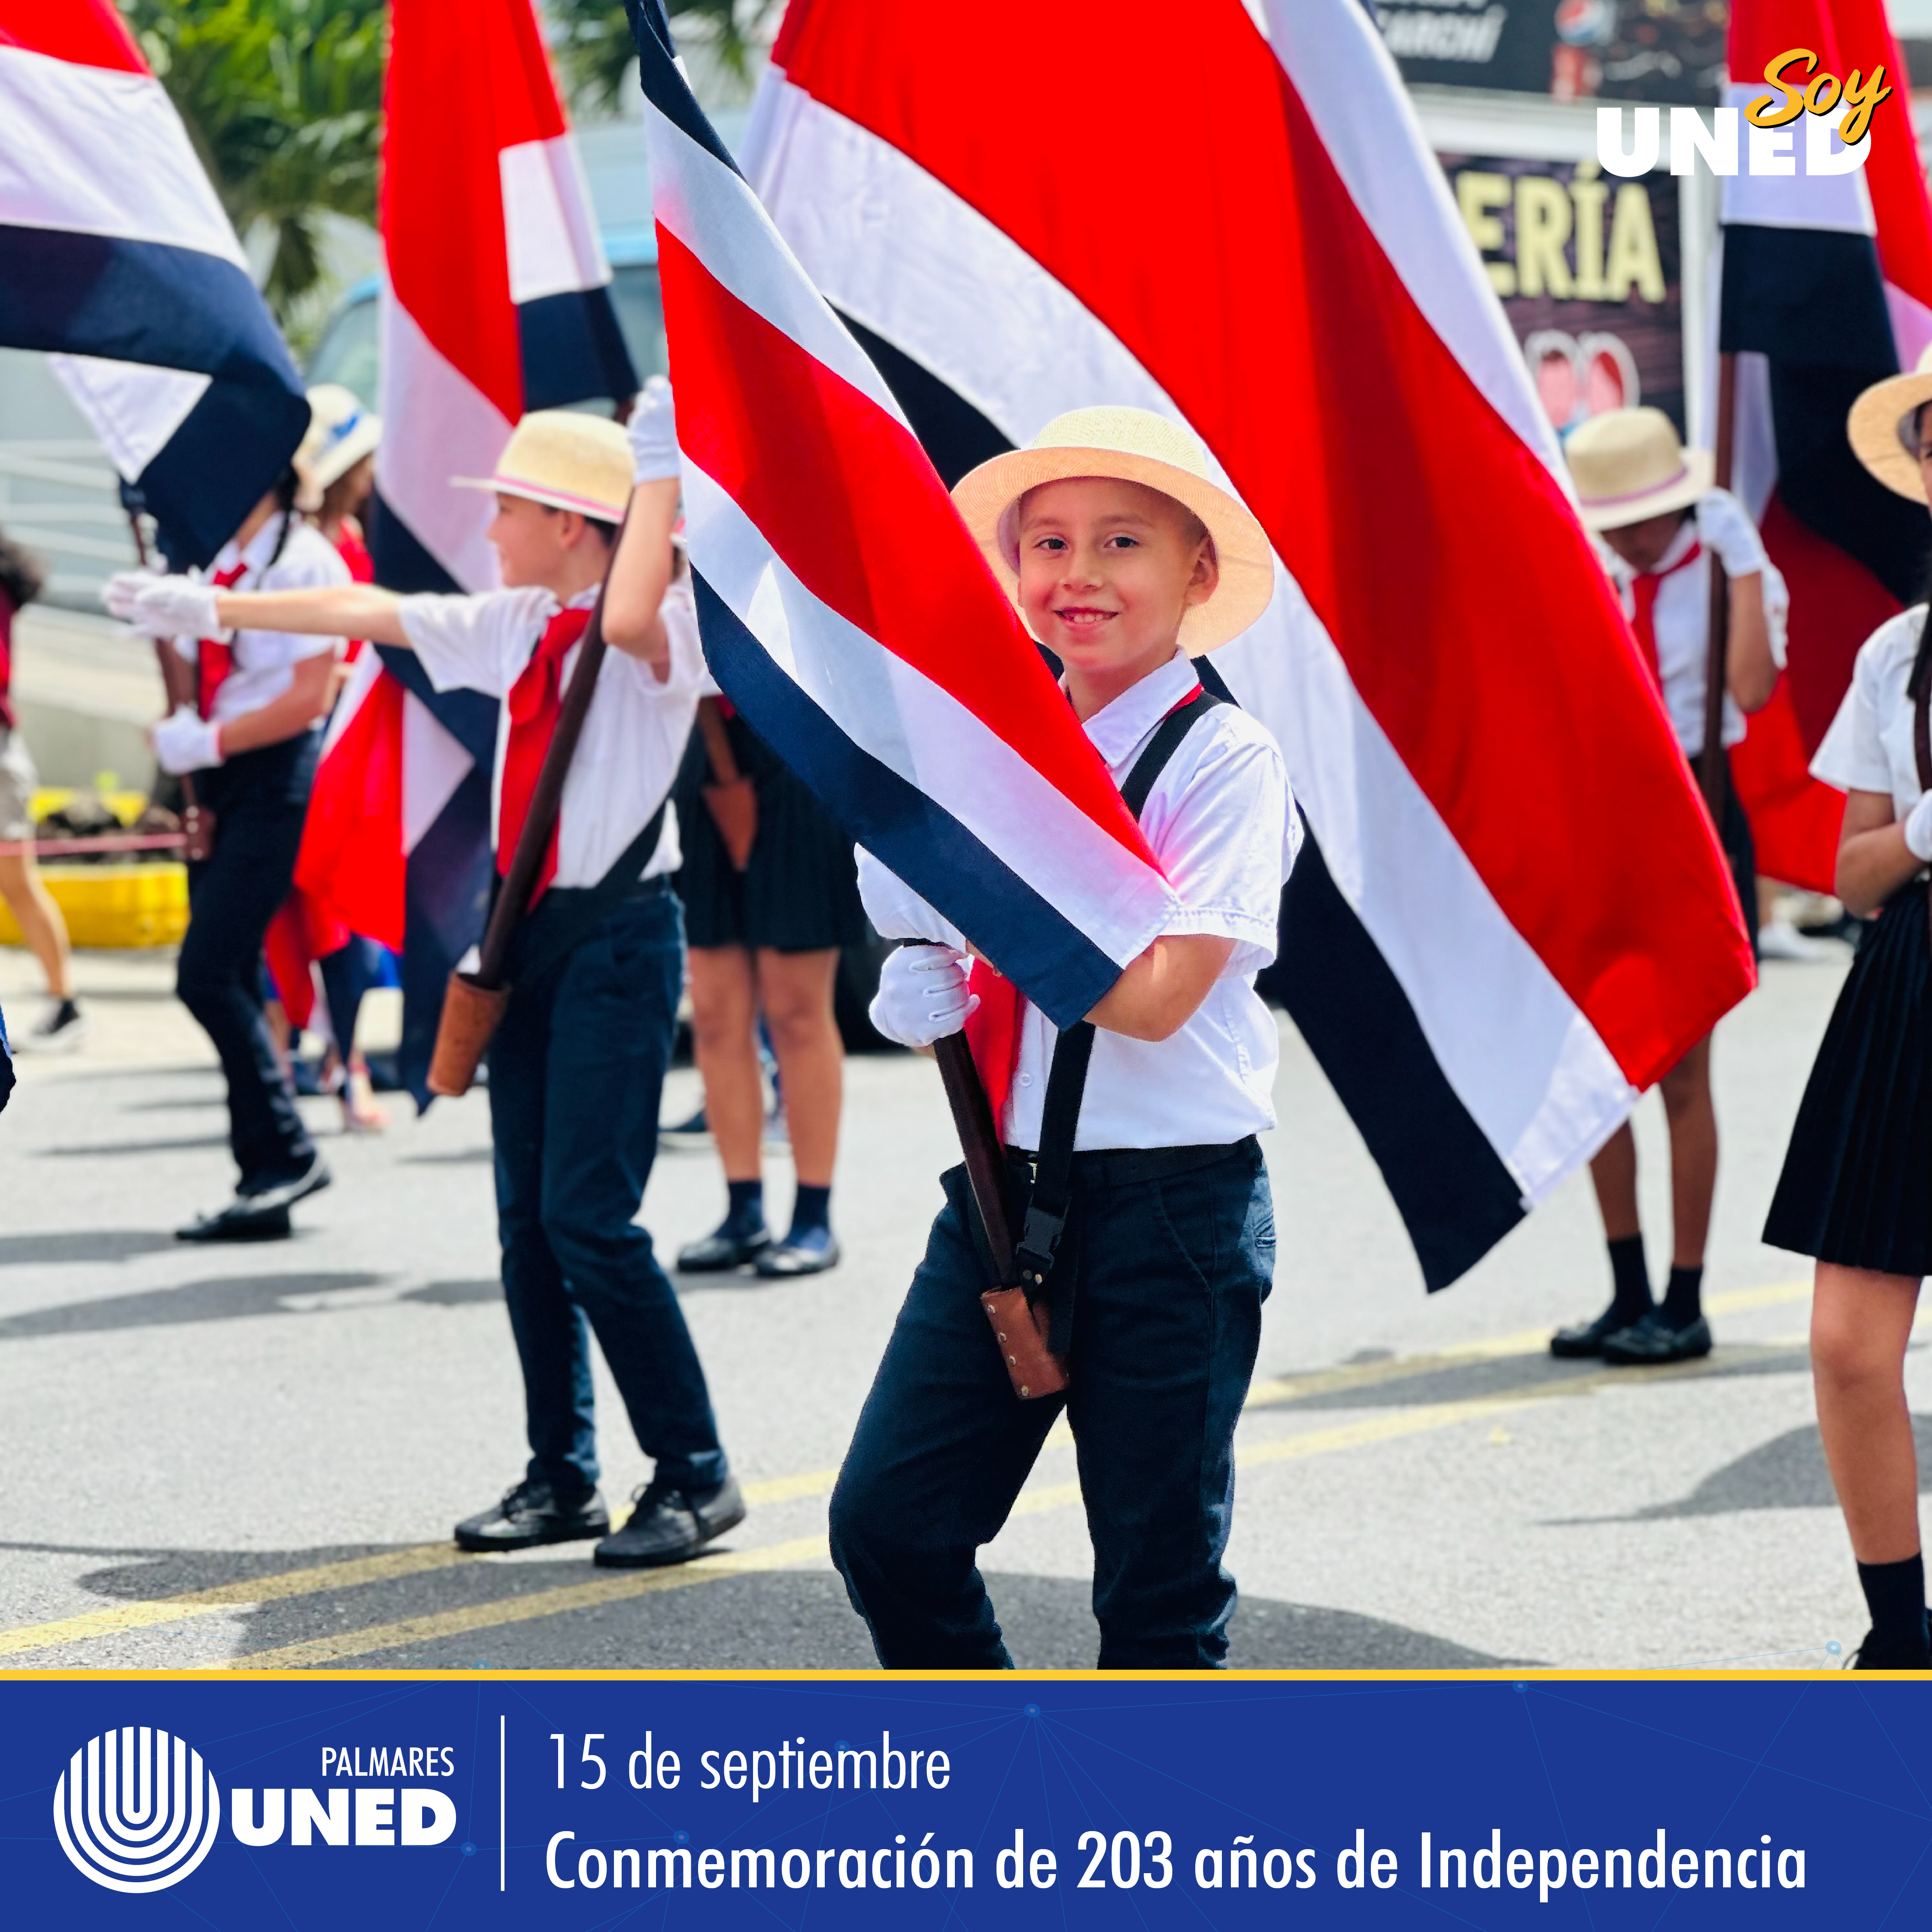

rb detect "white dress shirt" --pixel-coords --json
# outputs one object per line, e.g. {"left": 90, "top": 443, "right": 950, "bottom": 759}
{"left": 1603, "top": 519, "right": 1789, "bottom": 756}
{"left": 173, "top": 516, "right": 346, "bottom": 723}
{"left": 1813, "top": 608, "right": 1931, "bottom": 852}
{"left": 400, "top": 574, "right": 707, "bottom": 887}
{"left": 859, "top": 648, "right": 1299, "bottom": 1151}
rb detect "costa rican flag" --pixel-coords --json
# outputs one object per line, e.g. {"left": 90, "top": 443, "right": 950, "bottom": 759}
{"left": 0, "top": 0, "right": 308, "bottom": 568}
{"left": 371, "top": 0, "right": 637, "bottom": 594}
{"left": 1719, "top": 0, "right": 1932, "bottom": 893}
{"left": 734, "top": 0, "right": 1756, "bottom": 1289}
{"left": 629, "top": 2, "right": 1181, "bottom": 1025}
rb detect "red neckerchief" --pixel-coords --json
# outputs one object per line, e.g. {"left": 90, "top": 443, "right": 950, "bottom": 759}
{"left": 195, "top": 561, "right": 250, "bottom": 720}
{"left": 963, "top": 681, "right": 1203, "bottom": 1134}
{"left": 497, "top": 603, "right": 593, "bottom": 908}
{"left": 1629, "top": 540, "right": 1702, "bottom": 693}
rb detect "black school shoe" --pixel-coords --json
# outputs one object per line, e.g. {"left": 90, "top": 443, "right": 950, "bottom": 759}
{"left": 755, "top": 1227, "right": 840, "bottom": 1277}
{"left": 594, "top": 1475, "right": 745, "bottom": 1568}
{"left": 176, "top": 1200, "right": 293, "bottom": 1243}
{"left": 1847, "top": 1621, "right": 1932, "bottom": 1670}
{"left": 676, "top": 1221, "right": 772, "bottom": 1271}
{"left": 1549, "top": 1302, "right": 1644, "bottom": 1359}
{"left": 1601, "top": 1310, "right": 1712, "bottom": 1366}
{"left": 455, "top": 1479, "right": 609, "bottom": 1553}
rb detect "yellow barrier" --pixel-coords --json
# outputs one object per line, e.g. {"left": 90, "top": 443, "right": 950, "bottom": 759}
{"left": 0, "top": 862, "right": 187, "bottom": 949}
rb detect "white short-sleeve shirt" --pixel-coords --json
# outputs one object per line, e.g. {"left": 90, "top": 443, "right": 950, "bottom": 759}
{"left": 1601, "top": 518, "right": 1790, "bottom": 756}
{"left": 399, "top": 575, "right": 707, "bottom": 887}
{"left": 859, "top": 648, "right": 1299, "bottom": 1151}
{"left": 1812, "top": 606, "right": 1930, "bottom": 829}
{"left": 173, "top": 516, "right": 347, "bottom": 723}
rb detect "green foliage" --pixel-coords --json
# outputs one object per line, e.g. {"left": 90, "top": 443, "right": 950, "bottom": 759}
{"left": 547, "top": 1, "right": 772, "bottom": 115}
{"left": 121, "top": 1, "right": 385, "bottom": 329}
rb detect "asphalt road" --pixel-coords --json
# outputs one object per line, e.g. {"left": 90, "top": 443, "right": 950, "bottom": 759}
{"left": 0, "top": 940, "right": 1918, "bottom": 1674}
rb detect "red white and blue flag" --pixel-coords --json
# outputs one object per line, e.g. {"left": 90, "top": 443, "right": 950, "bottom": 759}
{"left": 0, "top": 0, "right": 308, "bottom": 567}
{"left": 1721, "top": 0, "right": 1932, "bottom": 890}
{"left": 629, "top": 1, "right": 1183, "bottom": 1025}
{"left": 372, "top": 0, "right": 636, "bottom": 593}
{"left": 726, "top": 0, "right": 1756, "bottom": 1288}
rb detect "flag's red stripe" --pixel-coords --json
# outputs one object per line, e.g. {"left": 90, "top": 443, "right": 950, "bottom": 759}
{"left": 657, "top": 225, "right": 1159, "bottom": 868}
{"left": 1831, "top": 0, "right": 1932, "bottom": 313}
{"left": 295, "top": 670, "right": 408, "bottom": 951}
{"left": 778, "top": 0, "right": 1751, "bottom": 1087}
{"left": 1731, "top": 677, "right": 1846, "bottom": 893}
{"left": 0, "top": 0, "right": 145, "bottom": 73}
{"left": 381, "top": 0, "right": 570, "bottom": 422}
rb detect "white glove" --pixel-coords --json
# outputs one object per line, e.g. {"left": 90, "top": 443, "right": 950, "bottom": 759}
{"left": 102, "top": 567, "right": 160, "bottom": 621}
{"left": 118, "top": 574, "right": 229, "bottom": 641}
{"left": 150, "top": 705, "right": 223, "bottom": 776}
{"left": 1695, "top": 488, "right": 1770, "bottom": 580}
{"left": 1904, "top": 790, "right": 1932, "bottom": 864}
{"left": 627, "top": 374, "right": 679, "bottom": 484}
{"left": 869, "top": 943, "right": 978, "bottom": 1048}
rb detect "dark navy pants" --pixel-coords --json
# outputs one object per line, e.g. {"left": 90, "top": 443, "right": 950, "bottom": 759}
{"left": 830, "top": 1140, "right": 1274, "bottom": 1669}
{"left": 487, "top": 888, "right": 726, "bottom": 1498}
{"left": 179, "top": 735, "right": 318, "bottom": 1188}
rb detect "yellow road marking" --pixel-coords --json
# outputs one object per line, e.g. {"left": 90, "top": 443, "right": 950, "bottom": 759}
{"left": 0, "top": 1282, "right": 1814, "bottom": 1663}
{"left": 233, "top": 1534, "right": 831, "bottom": 1670}
{"left": 0, "top": 1469, "right": 835, "bottom": 1661}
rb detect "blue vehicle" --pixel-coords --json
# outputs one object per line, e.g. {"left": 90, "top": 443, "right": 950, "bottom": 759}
{"left": 304, "top": 225, "right": 668, "bottom": 405}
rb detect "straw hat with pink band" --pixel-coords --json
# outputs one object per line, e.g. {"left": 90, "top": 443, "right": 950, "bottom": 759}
{"left": 453, "top": 409, "right": 634, "bottom": 523}
{"left": 1564, "top": 407, "right": 1715, "bottom": 532}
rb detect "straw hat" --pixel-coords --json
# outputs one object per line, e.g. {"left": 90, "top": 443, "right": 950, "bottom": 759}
{"left": 1848, "top": 345, "right": 1932, "bottom": 504}
{"left": 951, "top": 407, "right": 1274, "bottom": 652}
{"left": 294, "top": 384, "right": 381, "bottom": 510}
{"left": 1564, "top": 407, "right": 1713, "bottom": 531}
{"left": 453, "top": 410, "right": 632, "bottom": 522}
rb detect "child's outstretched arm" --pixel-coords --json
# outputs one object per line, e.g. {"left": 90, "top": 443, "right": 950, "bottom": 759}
{"left": 107, "top": 572, "right": 410, "bottom": 649}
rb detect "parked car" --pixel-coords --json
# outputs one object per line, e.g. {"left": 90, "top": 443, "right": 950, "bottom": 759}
{"left": 305, "top": 224, "right": 668, "bottom": 407}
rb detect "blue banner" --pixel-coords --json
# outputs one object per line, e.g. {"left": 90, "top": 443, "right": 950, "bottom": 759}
{"left": 3, "top": 1675, "right": 1926, "bottom": 1924}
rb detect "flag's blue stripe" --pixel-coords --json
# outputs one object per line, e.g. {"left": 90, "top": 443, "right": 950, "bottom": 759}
{"left": 625, "top": 0, "right": 742, "bottom": 176}
{"left": 690, "top": 568, "right": 1123, "bottom": 1032}
{"left": 518, "top": 286, "right": 639, "bottom": 411}
{"left": 1273, "top": 827, "right": 1525, "bottom": 1291}
{"left": 0, "top": 224, "right": 306, "bottom": 571}
{"left": 400, "top": 762, "right": 495, "bottom": 1112}
{"left": 1719, "top": 225, "right": 1894, "bottom": 369}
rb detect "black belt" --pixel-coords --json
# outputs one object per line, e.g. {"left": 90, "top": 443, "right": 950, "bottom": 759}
{"left": 1005, "top": 1135, "right": 1257, "bottom": 1191}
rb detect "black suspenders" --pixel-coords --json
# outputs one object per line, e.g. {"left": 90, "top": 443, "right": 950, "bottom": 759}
{"left": 1010, "top": 687, "right": 1226, "bottom": 1306}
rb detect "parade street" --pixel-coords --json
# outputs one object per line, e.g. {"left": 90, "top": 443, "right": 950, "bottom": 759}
{"left": 0, "top": 944, "right": 1917, "bottom": 1675}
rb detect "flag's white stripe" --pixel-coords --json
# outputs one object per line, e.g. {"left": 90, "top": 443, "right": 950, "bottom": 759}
{"left": 0, "top": 47, "right": 245, "bottom": 269}
{"left": 499, "top": 134, "right": 613, "bottom": 305}
{"left": 1887, "top": 281, "right": 1932, "bottom": 373}
{"left": 683, "top": 466, "right": 1181, "bottom": 968}
{"left": 1719, "top": 85, "right": 1875, "bottom": 236}
{"left": 401, "top": 690, "right": 471, "bottom": 855}
{"left": 743, "top": 79, "right": 1191, "bottom": 451}
{"left": 639, "top": 97, "right": 907, "bottom": 428}
{"left": 750, "top": 84, "right": 1632, "bottom": 1197}
{"left": 1257, "top": 0, "right": 1565, "bottom": 491}
{"left": 376, "top": 286, "right": 510, "bottom": 593}
{"left": 1218, "top": 584, "right": 1633, "bottom": 1203}
{"left": 46, "top": 353, "right": 209, "bottom": 480}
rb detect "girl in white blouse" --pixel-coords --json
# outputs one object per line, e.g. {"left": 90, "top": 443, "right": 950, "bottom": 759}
{"left": 1763, "top": 351, "right": 1932, "bottom": 1670}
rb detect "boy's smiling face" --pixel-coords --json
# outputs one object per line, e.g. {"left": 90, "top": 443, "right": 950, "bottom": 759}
{"left": 1015, "top": 477, "right": 1218, "bottom": 694}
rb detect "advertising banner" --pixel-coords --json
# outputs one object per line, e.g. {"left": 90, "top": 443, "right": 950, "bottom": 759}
{"left": 3, "top": 1673, "right": 1925, "bottom": 1925}
{"left": 1376, "top": 0, "right": 1726, "bottom": 105}
{"left": 1442, "top": 152, "right": 1686, "bottom": 436}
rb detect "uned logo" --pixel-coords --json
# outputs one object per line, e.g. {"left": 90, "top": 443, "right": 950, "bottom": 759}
{"left": 53, "top": 1727, "right": 222, "bottom": 1893}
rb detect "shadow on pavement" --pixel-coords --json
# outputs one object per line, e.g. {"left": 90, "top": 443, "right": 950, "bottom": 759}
{"left": 0, "top": 1272, "right": 389, "bottom": 1339}
{"left": 1584, "top": 1414, "right": 1932, "bottom": 1522}
{"left": 404, "top": 1279, "right": 502, "bottom": 1306}
{"left": 0, "top": 1230, "right": 180, "bottom": 1267}
{"left": 36, "top": 1134, "right": 232, "bottom": 1158}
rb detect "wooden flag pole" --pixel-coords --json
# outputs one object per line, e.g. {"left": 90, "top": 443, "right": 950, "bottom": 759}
{"left": 1697, "top": 351, "right": 1738, "bottom": 820}
{"left": 933, "top": 1030, "right": 1014, "bottom": 1277}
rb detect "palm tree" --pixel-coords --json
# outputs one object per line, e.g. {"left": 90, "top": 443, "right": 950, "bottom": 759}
{"left": 122, "top": 0, "right": 763, "bottom": 335}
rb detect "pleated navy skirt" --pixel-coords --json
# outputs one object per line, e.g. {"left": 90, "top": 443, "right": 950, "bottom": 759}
{"left": 1763, "top": 879, "right": 1932, "bottom": 1277}
{"left": 672, "top": 708, "right": 869, "bottom": 954}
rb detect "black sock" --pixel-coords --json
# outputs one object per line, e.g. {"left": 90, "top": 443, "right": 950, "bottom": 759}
{"left": 1662, "top": 1263, "right": 1703, "bottom": 1327}
{"left": 789, "top": 1184, "right": 832, "bottom": 1237}
{"left": 723, "top": 1179, "right": 765, "bottom": 1235}
{"left": 1857, "top": 1554, "right": 1930, "bottom": 1659}
{"left": 1607, "top": 1233, "right": 1652, "bottom": 1323}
